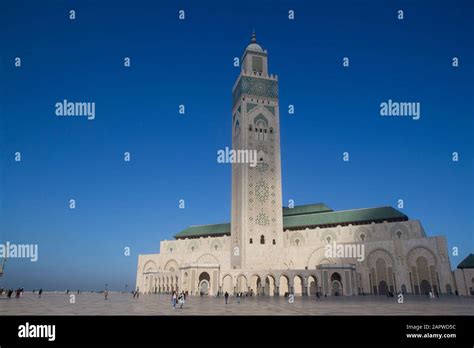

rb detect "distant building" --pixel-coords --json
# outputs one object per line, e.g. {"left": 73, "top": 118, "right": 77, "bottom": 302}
{"left": 453, "top": 254, "right": 474, "bottom": 296}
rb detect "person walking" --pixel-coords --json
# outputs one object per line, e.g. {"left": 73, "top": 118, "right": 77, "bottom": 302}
{"left": 224, "top": 291, "right": 229, "bottom": 305}
{"left": 38, "top": 288, "right": 43, "bottom": 298}
{"left": 104, "top": 289, "right": 109, "bottom": 300}
{"left": 171, "top": 291, "right": 177, "bottom": 309}
{"left": 178, "top": 291, "right": 185, "bottom": 309}
{"left": 237, "top": 292, "right": 241, "bottom": 304}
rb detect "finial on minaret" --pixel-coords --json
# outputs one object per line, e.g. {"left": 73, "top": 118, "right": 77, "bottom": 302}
{"left": 251, "top": 30, "right": 257, "bottom": 43}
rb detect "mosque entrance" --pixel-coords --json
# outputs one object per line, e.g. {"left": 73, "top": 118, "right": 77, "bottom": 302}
{"left": 331, "top": 272, "right": 343, "bottom": 296}
{"left": 199, "top": 271, "right": 211, "bottom": 295}
{"left": 199, "top": 280, "right": 209, "bottom": 295}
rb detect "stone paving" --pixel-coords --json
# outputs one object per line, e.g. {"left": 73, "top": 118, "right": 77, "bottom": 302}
{"left": 0, "top": 292, "right": 473, "bottom": 315}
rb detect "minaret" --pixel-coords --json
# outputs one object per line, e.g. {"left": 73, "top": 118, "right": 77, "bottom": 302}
{"left": 230, "top": 33, "right": 283, "bottom": 270}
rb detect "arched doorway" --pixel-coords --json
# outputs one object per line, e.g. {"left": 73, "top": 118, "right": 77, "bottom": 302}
{"left": 308, "top": 275, "right": 317, "bottom": 296}
{"left": 264, "top": 275, "right": 276, "bottom": 296}
{"left": 222, "top": 275, "right": 233, "bottom": 294}
{"left": 279, "top": 275, "right": 290, "bottom": 296}
{"left": 250, "top": 275, "right": 262, "bottom": 295}
{"left": 199, "top": 272, "right": 211, "bottom": 295}
{"left": 293, "top": 275, "right": 303, "bottom": 295}
{"left": 331, "top": 272, "right": 342, "bottom": 296}
{"left": 420, "top": 280, "right": 432, "bottom": 295}
{"left": 378, "top": 280, "right": 389, "bottom": 295}
{"left": 237, "top": 275, "right": 247, "bottom": 293}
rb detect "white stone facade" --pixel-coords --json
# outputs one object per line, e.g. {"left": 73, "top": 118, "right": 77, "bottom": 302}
{"left": 137, "top": 219, "right": 456, "bottom": 297}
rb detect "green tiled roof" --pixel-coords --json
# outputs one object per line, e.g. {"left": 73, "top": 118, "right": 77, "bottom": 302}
{"left": 457, "top": 254, "right": 474, "bottom": 269}
{"left": 174, "top": 204, "right": 408, "bottom": 239}
{"left": 283, "top": 206, "right": 407, "bottom": 229}
{"left": 174, "top": 223, "right": 230, "bottom": 239}
{"left": 283, "top": 203, "right": 333, "bottom": 216}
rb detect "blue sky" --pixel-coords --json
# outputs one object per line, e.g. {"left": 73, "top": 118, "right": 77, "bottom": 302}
{"left": 0, "top": 0, "right": 472, "bottom": 291}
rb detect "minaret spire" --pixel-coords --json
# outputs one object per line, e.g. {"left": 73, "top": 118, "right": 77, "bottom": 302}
{"left": 251, "top": 30, "right": 257, "bottom": 43}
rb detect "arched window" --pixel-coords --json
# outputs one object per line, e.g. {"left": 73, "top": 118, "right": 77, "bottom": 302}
{"left": 360, "top": 233, "right": 366, "bottom": 241}
{"left": 260, "top": 235, "right": 265, "bottom": 244}
{"left": 326, "top": 236, "right": 332, "bottom": 244}
{"left": 254, "top": 116, "right": 268, "bottom": 142}
{"left": 396, "top": 231, "right": 402, "bottom": 239}
{"left": 295, "top": 239, "right": 300, "bottom": 247}
{"left": 249, "top": 238, "right": 253, "bottom": 244}
{"left": 272, "top": 239, "right": 276, "bottom": 245}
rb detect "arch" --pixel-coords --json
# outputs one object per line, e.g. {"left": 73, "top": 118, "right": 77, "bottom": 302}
{"left": 320, "top": 230, "right": 337, "bottom": 244}
{"left": 198, "top": 272, "right": 211, "bottom": 296}
{"left": 331, "top": 273, "right": 343, "bottom": 296}
{"left": 253, "top": 113, "right": 268, "bottom": 128}
{"left": 306, "top": 246, "right": 327, "bottom": 269}
{"left": 199, "top": 271, "right": 210, "bottom": 282}
{"left": 367, "top": 248, "right": 395, "bottom": 267}
{"left": 401, "top": 284, "right": 407, "bottom": 294}
{"left": 164, "top": 259, "right": 179, "bottom": 272}
{"left": 247, "top": 104, "right": 274, "bottom": 121}
{"left": 331, "top": 280, "right": 342, "bottom": 296}
{"left": 407, "top": 246, "right": 438, "bottom": 268}
{"left": 187, "top": 241, "right": 199, "bottom": 252}
{"left": 211, "top": 240, "right": 223, "bottom": 252}
{"left": 222, "top": 274, "right": 233, "bottom": 294}
{"left": 308, "top": 275, "right": 318, "bottom": 296}
{"left": 264, "top": 274, "right": 276, "bottom": 296}
{"left": 279, "top": 274, "right": 290, "bottom": 296}
{"left": 250, "top": 274, "right": 262, "bottom": 295}
{"left": 199, "top": 280, "right": 210, "bottom": 295}
{"left": 331, "top": 272, "right": 342, "bottom": 282}
{"left": 389, "top": 223, "right": 409, "bottom": 240}
{"left": 196, "top": 253, "right": 220, "bottom": 265}
{"left": 142, "top": 260, "right": 158, "bottom": 273}
{"left": 293, "top": 275, "right": 303, "bottom": 296}
{"left": 354, "top": 226, "right": 371, "bottom": 242}
{"left": 416, "top": 256, "right": 431, "bottom": 294}
{"left": 166, "top": 242, "right": 177, "bottom": 253}
{"left": 290, "top": 232, "right": 305, "bottom": 247}
{"left": 236, "top": 274, "right": 248, "bottom": 292}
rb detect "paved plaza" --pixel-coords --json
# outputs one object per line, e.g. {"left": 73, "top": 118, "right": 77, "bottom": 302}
{"left": 0, "top": 292, "right": 473, "bottom": 315}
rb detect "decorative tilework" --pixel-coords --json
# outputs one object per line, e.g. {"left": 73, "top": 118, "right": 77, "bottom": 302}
{"left": 264, "top": 105, "right": 275, "bottom": 115}
{"left": 247, "top": 103, "right": 258, "bottom": 113}
{"left": 233, "top": 76, "right": 278, "bottom": 105}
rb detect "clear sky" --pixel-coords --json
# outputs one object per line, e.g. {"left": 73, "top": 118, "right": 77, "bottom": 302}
{"left": 0, "top": 0, "right": 472, "bottom": 291}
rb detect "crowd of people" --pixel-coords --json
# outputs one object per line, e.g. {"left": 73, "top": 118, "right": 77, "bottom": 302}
{"left": 0, "top": 287, "right": 26, "bottom": 298}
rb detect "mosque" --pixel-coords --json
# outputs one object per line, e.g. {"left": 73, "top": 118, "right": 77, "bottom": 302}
{"left": 136, "top": 34, "right": 469, "bottom": 298}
